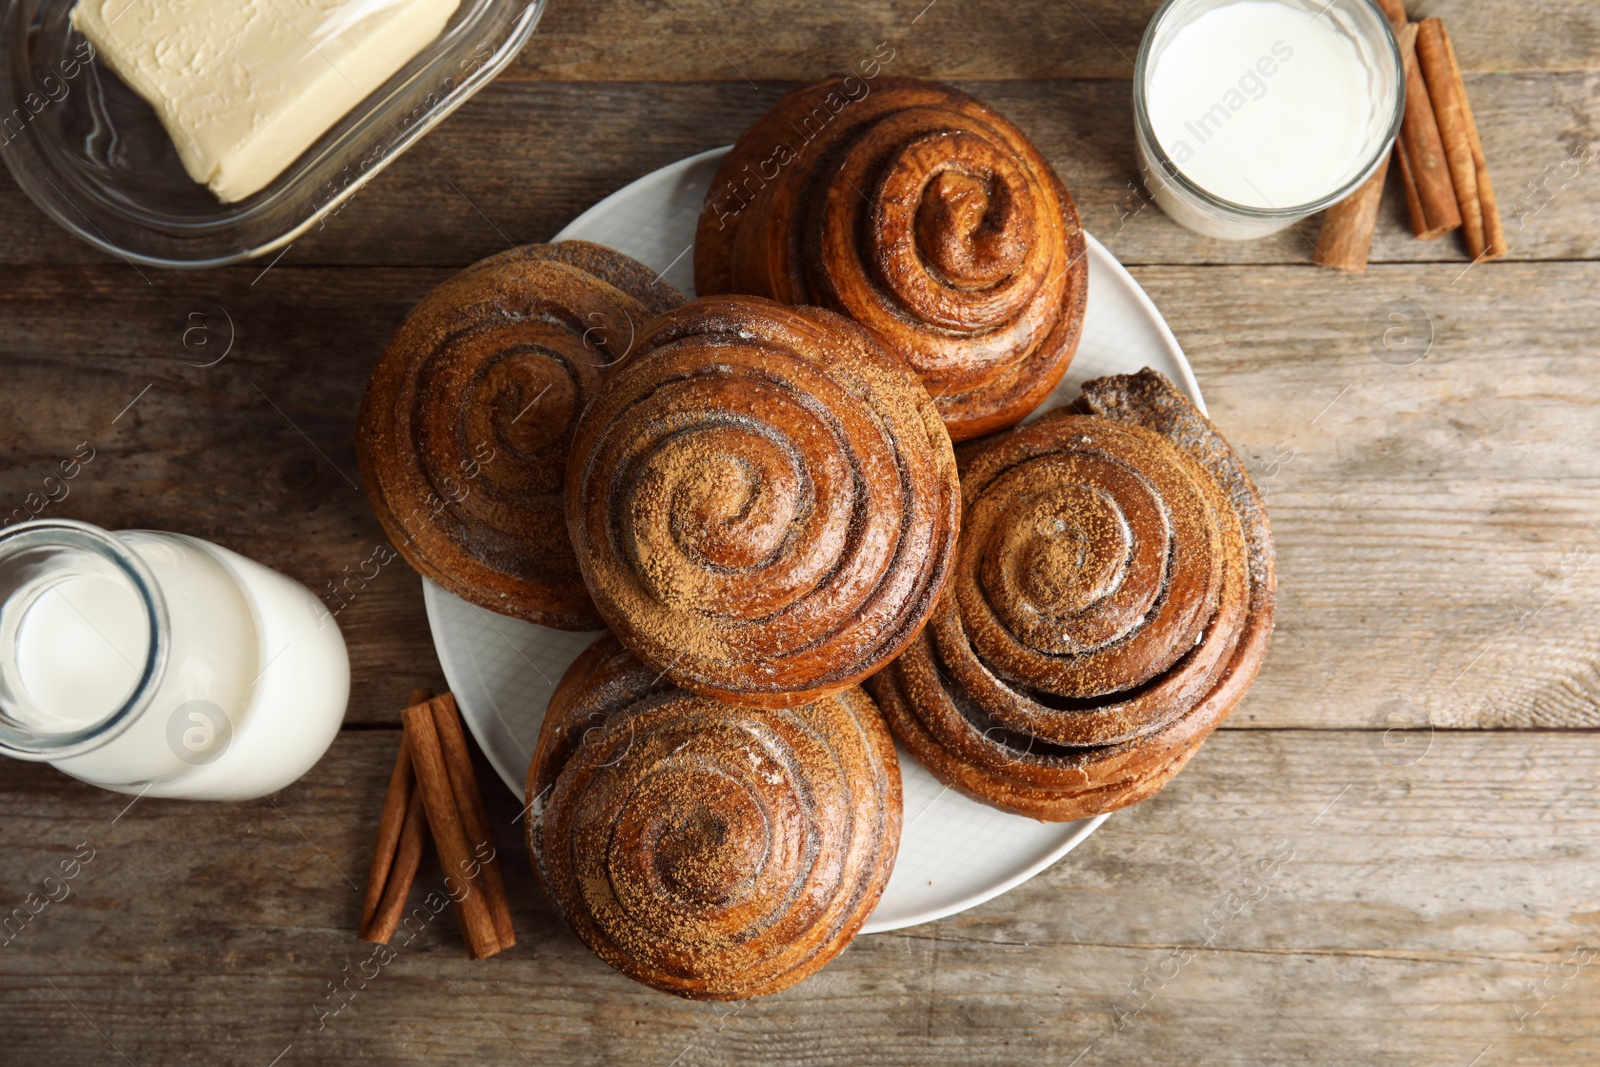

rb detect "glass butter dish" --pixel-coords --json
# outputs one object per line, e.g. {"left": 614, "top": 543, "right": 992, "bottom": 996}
{"left": 0, "top": 0, "right": 547, "bottom": 268}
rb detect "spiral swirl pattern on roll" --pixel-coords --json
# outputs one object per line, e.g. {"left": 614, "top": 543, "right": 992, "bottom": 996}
{"left": 567, "top": 295, "right": 961, "bottom": 708}
{"left": 870, "top": 369, "right": 1275, "bottom": 821}
{"left": 358, "top": 241, "right": 682, "bottom": 629}
{"left": 527, "top": 634, "right": 902, "bottom": 1000}
{"left": 696, "top": 76, "right": 1088, "bottom": 441}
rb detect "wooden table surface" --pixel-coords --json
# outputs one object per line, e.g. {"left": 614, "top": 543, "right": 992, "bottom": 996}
{"left": 4, "top": 1, "right": 1599, "bottom": 1063}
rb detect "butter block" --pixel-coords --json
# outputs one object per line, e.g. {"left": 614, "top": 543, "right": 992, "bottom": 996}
{"left": 71, "top": 0, "right": 460, "bottom": 202}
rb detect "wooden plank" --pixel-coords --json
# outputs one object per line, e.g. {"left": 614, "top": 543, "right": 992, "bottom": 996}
{"left": 1140, "top": 260, "right": 1600, "bottom": 729}
{"left": 4, "top": 260, "right": 1599, "bottom": 728}
{"left": 0, "top": 267, "right": 454, "bottom": 724}
{"left": 1, "top": 729, "right": 1595, "bottom": 1065}
{"left": 0, "top": 76, "right": 1594, "bottom": 269}
{"left": 504, "top": 0, "right": 1600, "bottom": 81}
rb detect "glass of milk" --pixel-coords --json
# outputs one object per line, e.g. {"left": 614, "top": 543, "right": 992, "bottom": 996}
{"left": 1134, "top": 0, "right": 1405, "bottom": 239}
{"left": 0, "top": 519, "right": 349, "bottom": 799}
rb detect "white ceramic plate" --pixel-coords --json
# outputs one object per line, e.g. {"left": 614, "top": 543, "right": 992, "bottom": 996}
{"left": 423, "top": 147, "right": 1202, "bottom": 933}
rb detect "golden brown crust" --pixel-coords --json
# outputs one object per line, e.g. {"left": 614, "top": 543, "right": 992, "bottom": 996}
{"left": 869, "top": 369, "right": 1275, "bottom": 821}
{"left": 527, "top": 633, "right": 902, "bottom": 1000}
{"left": 565, "top": 294, "right": 961, "bottom": 708}
{"left": 695, "top": 75, "right": 1088, "bottom": 442}
{"left": 357, "top": 241, "right": 683, "bottom": 629}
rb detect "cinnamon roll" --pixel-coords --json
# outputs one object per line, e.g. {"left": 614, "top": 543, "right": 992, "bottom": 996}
{"left": 566, "top": 295, "right": 961, "bottom": 708}
{"left": 696, "top": 76, "right": 1088, "bottom": 442}
{"left": 527, "top": 633, "right": 901, "bottom": 1000}
{"left": 870, "top": 369, "right": 1275, "bottom": 821}
{"left": 357, "top": 241, "right": 682, "bottom": 629}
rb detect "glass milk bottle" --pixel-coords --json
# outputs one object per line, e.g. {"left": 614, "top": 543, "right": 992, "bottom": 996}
{"left": 0, "top": 519, "right": 349, "bottom": 799}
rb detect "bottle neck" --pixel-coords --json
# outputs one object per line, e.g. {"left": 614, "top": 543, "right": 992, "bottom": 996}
{"left": 0, "top": 519, "right": 169, "bottom": 761}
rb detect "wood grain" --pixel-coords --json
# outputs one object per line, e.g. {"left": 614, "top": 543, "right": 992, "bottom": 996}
{"left": 0, "top": 76, "right": 1595, "bottom": 269}
{"left": 1, "top": 3, "right": 1598, "bottom": 1060}
{"left": 0, "top": 267, "right": 453, "bottom": 724}
{"left": 503, "top": 0, "right": 1600, "bottom": 82}
{"left": 1, "top": 729, "right": 1594, "bottom": 1066}
{"left": 1147, "top": 260, "right": 1600, "bottom": 729}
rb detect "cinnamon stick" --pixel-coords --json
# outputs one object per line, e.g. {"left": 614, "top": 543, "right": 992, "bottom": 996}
{"left": 1395, "top": 142, "right": 1427, "bottom": 236}
{"left": 403, "top": 696, "right": 504, "bottom": 959}
{"left": 1442, "top": 22, "right": 1508, "bottom": 259}
{"left": 364, "top": 791, "right": 428, "bottom": 944}
{"left": 428, "top": 693, "right": 515, "bottom": 951}
{"left": 1416, "top": 19, "right": 1483, "bottom": 256}
{"left": 1377, "top": 2, "right": 1459, "bottom": 240}
{"left": 1396, "top": 33, "right": 1460, "bottom": 239}
{"left": 1373, "top": 0, "right": 1406, "bottom": 24}
{"left": 1313, "top": 156, "right": 1391, "bottom": 273}
{"left": 358, "top": 688, "right": 433, "bottom": 943}
{"left": 1314, "top": 22, "right": 1419, "bottom": 272}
